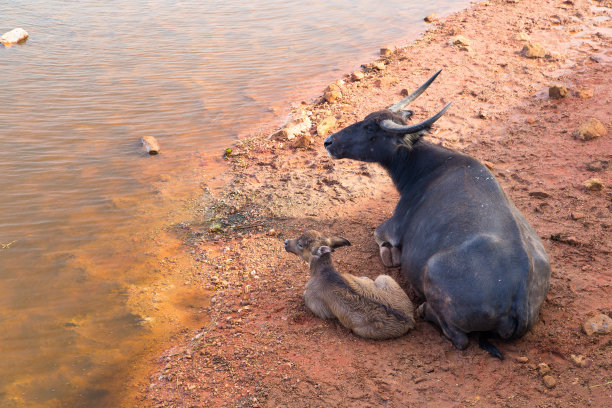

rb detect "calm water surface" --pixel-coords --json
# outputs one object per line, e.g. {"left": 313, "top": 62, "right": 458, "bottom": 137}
{"left": 0, "top": 0, "right": 469, "bottom": 406}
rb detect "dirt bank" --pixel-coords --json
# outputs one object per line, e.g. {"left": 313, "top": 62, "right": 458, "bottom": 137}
{"left": 136, "top": 0, "right": 611, "bottom": 406}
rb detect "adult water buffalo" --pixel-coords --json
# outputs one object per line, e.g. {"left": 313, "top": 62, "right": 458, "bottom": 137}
{"left": 323, "top": 71, "right": 550, "bottom": 357}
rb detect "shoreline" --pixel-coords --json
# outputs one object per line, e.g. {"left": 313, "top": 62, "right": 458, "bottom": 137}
{"left": 137, "top": 0, "right": 610, "bottom": 406}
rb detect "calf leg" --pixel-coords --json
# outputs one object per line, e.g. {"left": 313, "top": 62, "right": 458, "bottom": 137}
{"left": 418, "top": 302, "right": 469, "bottom": 350}
{"left": 374, "top": 220, "right": 402, "bottom": 267}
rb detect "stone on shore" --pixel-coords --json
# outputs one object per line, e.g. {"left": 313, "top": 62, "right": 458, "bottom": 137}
{"left": 351, "top": 71, "right": 365, "bottom": 81}
{"left": 142, "top": 136, "right": 160, "bottom": 155}
{"left": 1, "top": 28, "right": 28, "bottom": 45}
{"left": 450, "top": 36, "right": 471, "bottom": 51}
{"left": 371, "top": 61, "right": 386, "bottom": 71}
{"left": 270, "top": 110, "right": 311, "bottom": 140}
{"left": 522, "top": 42, "right": 547, "bottom": 58}
{"left": 323, "top": 83, "right": 342, "bottom": 103}
{"left": 380, "top": 45, "right": 395, "bottom": 57}
{"left": 584, "top": 178, "right": 603, "bottom": 192}
{"left": 316, "top": 116, "right": 337, "bottom": 137}
{"left": 576, "top": 87, "right": 593, "bottom": 99}
{"left": 425, "top": 13, "right": 438, "bottom": 23}
{"left": 549, "top": 85, "right": 567, "bottom": 99}
{"left": 515, "top": 32, "right": 531, "bottom": 42}
{"left": 576, "top": 118, "right": 606, "bottom": 141}
{"left": 542, "top": 375, "right": 557, "bottom": 389}
{"left": 583, "top": 313, "right": 612, "bottom": 335}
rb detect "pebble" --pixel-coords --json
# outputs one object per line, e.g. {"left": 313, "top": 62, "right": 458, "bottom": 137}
{"left": 577, "top": 118, "right": 606, "bottom": 141}
{"left": 570, "top": 354, "right": 588, "bottom": 368}
{"left": 380, "top": 45, "right": 395, "bottom": 57}
{"left": 316, "top": 116, "right": 337, "bottom": 137}
{"left": 538, "top": 363, "right": 551, "bottom": 376}
{"left": 515, "top": 32, "right": 531, "bottom": 42}
{"left": 576, "top": 87, "right": 593, "bottom": 99}
{"left": 549, "top": 85, "right": 567, "bottom": 99}
{"left": 371, "top": 61, "right": 386, "bottom": 71}
{"left": 529, "top": 191, "right": 550, "bottom": 199}
{"left": 351, "top": 71, "right": 365, "bottom": 81}
{"left": 542, "top": 375, "right": 557, "bottom": 389}
{"left": 522, "top": 42, "right": 547, "bottom": 58}
{"left": 584, "top": 178, "right": 604, "bottom": 192}
{"left": 583, "top": 313, "right": 612, "bottom": 335}
{"left": 570, "top": 212, "right": 585, "bottom": 220}
{"left": 424, "top": 13, "right": 438, "bottom": 23}
{"left": 450, "top": 35, "right": 471, "bottom": 51}
{"left": 516, "top": 356, "right": 529, "bottom": 363}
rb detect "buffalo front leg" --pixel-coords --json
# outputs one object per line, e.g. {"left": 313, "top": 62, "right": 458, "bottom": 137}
{"left": 374, "top": 219, "right": 402, "bottom": 267}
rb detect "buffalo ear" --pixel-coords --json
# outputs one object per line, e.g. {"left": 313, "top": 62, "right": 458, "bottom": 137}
{"left": 314, "top": 246, "right": 333, "bottom": 256}
{"left": 327, "top": 236, "right": 351, "bottom": 249}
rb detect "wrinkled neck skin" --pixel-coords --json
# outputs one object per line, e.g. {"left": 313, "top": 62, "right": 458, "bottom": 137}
{"left": 383, "top": 143, "right": 426, "bottom": 192}
{"left": 308, "top": 253, "right": 334, "bottom": 277}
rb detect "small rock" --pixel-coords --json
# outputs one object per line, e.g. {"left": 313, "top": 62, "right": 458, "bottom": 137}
{"left": 374, "top": 76, "right": 399, "bottom": 88}
{"left": 271, "top": 111, "right": 312, "bottom": 140}
{"left": 351, "top": 71, "right": 365, "bottom": 81}
{"left": 1, "top": 28, "right": 29, "bottom": 45}
{"left": 371, "top": 61, "right": 386, "bottom": 71}
{"left": 577, "top": 118, "right": 606, "bottom": 141}
{"left": 516, "top": 356, "right": 529, "bottom": 363}
{"left": 538, "top": 363, "right": 551, "bottom": 376}
{"left": 570, "top": 354, "right": 588, "bottom": 368}
{"left": 522, "top": 42, "right": 547, "bottom": 59}
{"left": 450, "top": 35, "right": 471, "bottom": 51}
{"left": 324, "top": 89, "right": 342, "bottom": 103}
{"left": 529, "top": 191, "right": 550, "bottom": 199}
{"left": 400, "top": 88, "right": 409, "bottom": 97}
{"left": 424, "top": 13, "right": 438, "bottom": 23}
{"left": 583, "top": 313, "right": 612, "bottom": 335}
{"left": 316, "top": 116, "right": 337, "bottom": 137}
{"left": 549, "top": 85, "right": 568, "bottom": 99}
{"left": 584, "top": 178, "right": 604, "bottom": 192}
{"left": 576, "top": 87, "right": 593, "bottom": 99}
{"left": 380, "top": 45, "right": 395, "bottom": 57}
{"left": 484, "top": 161, "right": 495, "bottom": 170}
{"left": 570, "top": 212, "right": 585, "bottom": 220}
{"left": 515, "top": 32, "right": 531, "bottom": 42}
{"left": 292, "top": 133, "right": 314, "bottom": 149}
{"left": 477, "top": 108, "right": 489, "bottom": 119}
{"left": 585, "top": 160, "right": 607, "bottom": 172}
{"left": 142, "top": 136, "right": 160, "bottom": 154}
{"left": 542, "top": 375, "right": 557, "bottom": 389}
{"left": 526, "top": 117, "right": 537, "bottom": 124}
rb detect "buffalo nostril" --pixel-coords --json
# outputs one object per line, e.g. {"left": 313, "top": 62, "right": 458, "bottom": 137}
{"left": 284, "top": 240, "right": 289, "bottom": 247}
{"left": 324, "top": 139, "right": 332, "bottom": 148}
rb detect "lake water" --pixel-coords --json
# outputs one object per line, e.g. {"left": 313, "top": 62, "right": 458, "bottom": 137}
{"left": 0, "top": 0, "right": 469, "bottom": 406}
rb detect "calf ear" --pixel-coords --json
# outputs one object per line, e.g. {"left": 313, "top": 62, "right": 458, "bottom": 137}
{"left": 327, "top": 237, "right": 351, "bottom": 249}
{"left": 315, "top": 246, "right": 333, "bottom": 256}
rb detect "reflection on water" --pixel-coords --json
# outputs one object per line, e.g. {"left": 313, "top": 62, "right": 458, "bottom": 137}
{"left": 0, "top": 0, "right": 469, "bottom": 406}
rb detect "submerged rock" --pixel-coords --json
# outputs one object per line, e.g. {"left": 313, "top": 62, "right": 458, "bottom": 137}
{"left": 1, "top": 28, "right": 28, "bottom": 45}
{"left": 142, "top": 136, "right": 160, "bottom": 155}
{"left": 424, "top": 13, "right": 438, "bottom": 23}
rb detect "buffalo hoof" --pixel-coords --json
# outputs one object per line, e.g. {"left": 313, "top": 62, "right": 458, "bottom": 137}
{"left": 379, "top": 242, "right": 401, "bottom": 267}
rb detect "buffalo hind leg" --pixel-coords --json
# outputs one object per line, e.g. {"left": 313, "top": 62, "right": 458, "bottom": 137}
{"left": 374, "top": 220, "right": 401, "bottom": 267}
{"left": 417, "top": 302, "right": 469, "bottom": 350}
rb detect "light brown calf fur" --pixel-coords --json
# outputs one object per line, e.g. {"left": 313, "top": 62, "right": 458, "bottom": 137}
{"left": 284, "top": 230, "right": 415, "bottom": 340}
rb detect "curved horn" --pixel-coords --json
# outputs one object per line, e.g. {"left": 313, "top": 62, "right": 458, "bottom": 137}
{"left": 388, "top": 69, "right": 442, "bottom": 112}
{"left": 380, "top": 102, "right": 452, "bottom": 134}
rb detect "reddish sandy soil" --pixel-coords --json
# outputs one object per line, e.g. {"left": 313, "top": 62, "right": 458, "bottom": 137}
{"left": 135, "top": 0, "right": 611, "bottom": 406}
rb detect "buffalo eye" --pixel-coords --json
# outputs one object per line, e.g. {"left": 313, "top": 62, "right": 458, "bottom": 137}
{"left": 364, "top": 123, "right": 377, "bottom": 133}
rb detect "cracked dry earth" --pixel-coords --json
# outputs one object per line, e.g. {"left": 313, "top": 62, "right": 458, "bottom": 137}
{"left": 137, "top": 0, "right": 611, "bottom": 407}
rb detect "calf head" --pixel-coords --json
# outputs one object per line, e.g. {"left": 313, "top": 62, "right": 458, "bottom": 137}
{"left": 284, "top": 230, "right": 351, "bottom": 263}
{"left": 324, "top": 70, "right": 451, "bottom": 164}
